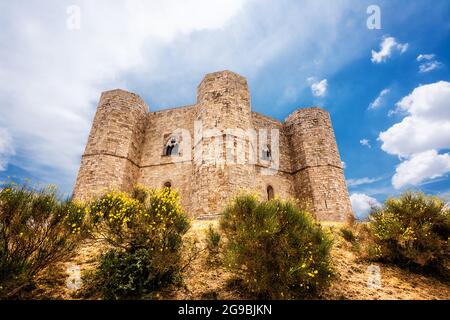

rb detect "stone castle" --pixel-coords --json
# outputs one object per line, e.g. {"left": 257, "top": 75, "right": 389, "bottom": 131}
{"left": 73, "top": 70, "right": 353, "bottom": 221}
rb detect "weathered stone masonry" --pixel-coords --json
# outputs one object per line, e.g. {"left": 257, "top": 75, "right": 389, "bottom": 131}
{"left": 73, "top": 70, "right": 353, "bottom": 221}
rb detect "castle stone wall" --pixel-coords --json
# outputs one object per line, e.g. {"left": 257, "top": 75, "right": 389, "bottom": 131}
{"left": 137, "top": 105, "right": 197, "bottom": 212}
{"left": 73, "top": 70, "right": 354, "bottom": 221}
{"left": 285, "top": 108, "right": 353, "bottom": 221}
{"left": 73, "top": 89, "right": 147, "bottom": 199}
{"left": 190, "top": 71, "right": 256, "bottom": 215}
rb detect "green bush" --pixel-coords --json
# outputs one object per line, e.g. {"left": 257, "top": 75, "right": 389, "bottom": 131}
{"left": 0, "top": 183, "right": 86, "bottom": 298}
{"left": 92, "top": 248, "right": 182, "bottom": 300}
{"left": 206, "top": 225, "right": 221, "bottom": 253}
{"left": 367, "top": 191, "right": 450, "bottom": 276}
{"left": 340, "top": 227, "right": 356, "bottom": 243}
{"left": 220, "top": 193, "right": 334, "bottom": 299}
{"left": 86, "top": 187, "right": 190, "bottom": 299}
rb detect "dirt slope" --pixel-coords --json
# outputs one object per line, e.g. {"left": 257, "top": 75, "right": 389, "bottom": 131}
{"left": 32, "top": 219, "right": 450, "bottom": 300}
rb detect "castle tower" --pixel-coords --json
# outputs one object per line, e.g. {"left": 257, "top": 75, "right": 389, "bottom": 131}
{"left": 191, "top": 70, "right": 256, "bottom": 215}
{"left": 285, "top": 108, "right": 353, "bottom": 221}
{"left": 72, "top": 89, "right": 148, "bottom": 200}
{"left": 71, "top": 70, "right": 353, "bottom": 221}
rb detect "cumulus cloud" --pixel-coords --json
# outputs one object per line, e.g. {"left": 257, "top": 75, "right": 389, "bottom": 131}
{"left": 368, "top": 88, "right": 390, "bottom": 110}
{"left": 0, "top": 0, "right": 248, "bottom": 189}
{"left": 0, "top": 128, "right": 15, "bottom": 171}
{"left": 0, "top": 0, "right": 376, "bottom": 192}
{"left": 392, "top": 150, "right": 450, "bottom": 189}
{"left": 379, "top": 81, "right": 450, "bottom": 189}
{"left": 350, "top": 193, "right": 381, "bottom": 220}
{"left": 371, "top": 36, "right": 408, "bottom": 63}
{"left": 379, "top": 81, "right": 450, "bottom": 157}
{"left": 417, "top": 53, "right": 443, "bottom": 73}
{"left": 360, "top": 139, "right": 371, "bottom": 148}
{"left": 309, "top": 78, "right": 328, "bottom": 97}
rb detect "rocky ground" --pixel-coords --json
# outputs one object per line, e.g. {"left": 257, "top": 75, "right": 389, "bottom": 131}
{"left": 32, "top": 219, "right": 450, "bottom": 300}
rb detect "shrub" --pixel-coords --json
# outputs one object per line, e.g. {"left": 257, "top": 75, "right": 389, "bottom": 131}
{"left": 220, "top": 193, "right": 334, "bottom": 299}
{"left": 0, "top": 183, "right": 86, "bottom": 298}
{"left": 206, "top": 225, "right": 221, "bottom": 253}
{"left": 340, "top": 227, "right": 356, "bottom": 243}
{"left": 86, "top": 187, "right": 190, "bottom": 299}
{"left": 367, "top": 191, "right": 450, "bottom": 277}
{"left": 92, "top": 248, "right": 182, "bottom": 300}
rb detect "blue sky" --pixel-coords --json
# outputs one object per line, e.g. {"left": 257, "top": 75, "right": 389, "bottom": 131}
{"left": 0, "top": 0, "right": 449, "bottom": 218}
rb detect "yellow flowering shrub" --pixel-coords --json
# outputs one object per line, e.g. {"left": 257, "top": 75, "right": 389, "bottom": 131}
{"left": 86, "top": 186, "right": 190, "bottom": 299}
{"left": 220, "top": 193, "right": 334, "bottom": 299}
{"left": 368, "top": 191, "right": 450, "bottom": 277}
{"left": 0, "top": 183, "right": 87, "bottom": 298}
{"left": 88, "top": 191, "right": 144, "bottom": 246}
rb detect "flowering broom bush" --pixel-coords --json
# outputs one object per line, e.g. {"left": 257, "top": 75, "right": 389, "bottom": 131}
{"left": 367, "top": 192, "right": 450, "bottom": 277}
{"left": 220, "top": 193, "right": 334, "bottom": 299}
{"left": 0, "top": 183, "right": 87, "bottom": 299}
{"left": 86, "top": 186, "right": 190, "bottom": 299}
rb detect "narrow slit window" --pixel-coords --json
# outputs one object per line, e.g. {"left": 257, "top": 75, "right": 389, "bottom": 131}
{"left": 267, "top": 185, "right": 274, "bottom": 200}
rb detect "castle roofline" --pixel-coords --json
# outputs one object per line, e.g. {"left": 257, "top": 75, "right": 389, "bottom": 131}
{"left": 251, "top": 111, "right": 283, "bottom": 125}
{"left": 197, "top": 70, "right": 247, "bottom": 88}
{"left": 98, "top": 78, "right": 328, "bottom": 126}
{"left": 284, "top": 106, "right": 328, "bottom": 123}
{"left": 150, "top": 104, "right": 197, "bottom": 114}
{"left": 99, "top": 88, "right": 148, "bottom": 112}
{"left": 100, "top": 88, "right": 146, "bottom": 102}
{"left": 203, "top": 69, "right": 245, "bottom": 78}
{"left": 101, "top": 88, "right": 138, "bottom": 96}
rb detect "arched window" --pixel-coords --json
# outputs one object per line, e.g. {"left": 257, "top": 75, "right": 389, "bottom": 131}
{"left": 164, "top": 136, "right": 179, "bottom": 156}
{"left": 164, "top": 181, "right": 172, "bottom": 189}
{"left": 262, "top": 145, "right": 272, "bottom": 160}
{"left": 267, "top": 185, "right": 274, "bottom": 200}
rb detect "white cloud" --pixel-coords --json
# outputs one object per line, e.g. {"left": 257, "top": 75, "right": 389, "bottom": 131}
{"left": 347, "top": 177, "right": 382, "bottom": 187}
{"left": 379, "top": 81, "right": 450, "bottom": 189}
{"left": 417, "top": 54, "right": 435, "bottom": 62}
{"left": 379, "top": 81, "right": 450, "bottom": 157}
{"left": 310, "top": 78, "right": 328, "bottom": 97}
{"left": 350, "top": 193, "right": 381, "bottom": 220}
{"left": 392, "top": 150, "right": 450, "bottom": 189}
{"left": 0, "top": 128, "right": 15, "bottom": 171}
{"left": 419, "top": 61, "right": 443, "bottom": 73}
{"left": 417, "top": 53, "right": 443, "bottom": 73}
{"left": 368, "top": 88, "right": 390, "bottom": 110}
{"left": 0, "top": 0, "right": 248, "bottom": 189}
{"left": 0, "top": 1, "right": 377, "bottom": 192}
{"left": 360, "top": 139, "right": 371, "bottom": 148}
{"left": 341, "top": 161, "right": 346, "bottom": 169}
{"left": 371, "top": 36, "right": 408, "bottom": 64}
